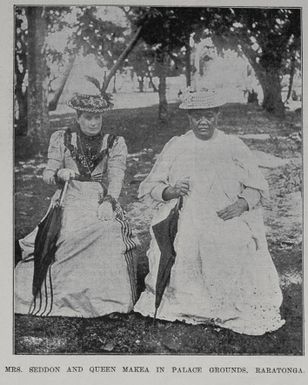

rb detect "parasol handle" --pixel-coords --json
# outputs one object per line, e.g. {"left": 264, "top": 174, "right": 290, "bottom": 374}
{"left": 59, "top": 181, "right": 69, "bottom": 207}
{"left": 152, "top": 308, "right": 158, "bottom": 327}
{"left": 176, "top": 195, "right": 183, "bottom": 211}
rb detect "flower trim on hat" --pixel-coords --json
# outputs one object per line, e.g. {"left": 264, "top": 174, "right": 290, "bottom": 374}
{"left": 67, "top": 93, "right": 113, "bottom": 112}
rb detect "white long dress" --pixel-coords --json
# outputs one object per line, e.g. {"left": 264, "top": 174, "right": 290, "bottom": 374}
{"left": 134, "top": 129, "right": 285, "bottom": 335}
{"left": 15, "top": 130, "right": 137, "bottom": 317}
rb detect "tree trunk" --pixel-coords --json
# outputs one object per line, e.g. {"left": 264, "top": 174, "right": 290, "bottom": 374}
{"left": 259, "top": 69, "right": 285, "bottom": 117}
{"left": 27, "top": 7, "right": 49, "bottom": 151}
{"left": 185, "top": 43, "right": 191, "bottom": 87}
{"left": 157, "top": 50, "right": 168, "bottom": 122}
{"left": 240, "top": 43, "right": 284, "bottom": 117}
{"left": 102, "top": 26, "right": 142, "bottom": 93}
{"left": 112, "top": 71, "right": 117, "bottom": 93}
{"left": 138, "top": 76, "right": 144, "bottom": 92}
{"left": 48, "top": 55, "right": 76, "bottom": 111}
{"left": 15, "top": 52, "right": 28, "bottom": 135}
{"left": 15, "top": 90, "right": 28, "bottom": 136}
{"left": 285, "top": 55, "right": 296, "bottom": 102}
{"left": 15, "top": 10, "right": 28, "bottom": 136}
{"left": 147, "top": 69, "right": 158, "bottom": 92}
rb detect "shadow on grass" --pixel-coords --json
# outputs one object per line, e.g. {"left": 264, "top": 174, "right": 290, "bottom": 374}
{"left": 14, "top": 103, "right": 303, "bottom": 355}
{"left": 15, "top": 281, "right": 302, "bottom": 355}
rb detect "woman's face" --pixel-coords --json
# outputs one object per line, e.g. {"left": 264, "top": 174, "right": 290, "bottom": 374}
{"left": 77, "top": 112, "right": 103, "bottom": 136}
{"left": 188, "top": 108, "right": 219, "bottom": 140}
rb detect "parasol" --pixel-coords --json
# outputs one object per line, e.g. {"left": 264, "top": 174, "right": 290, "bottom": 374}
{"left": 32, "top": 181, "right": 68, "bottom": 297}
{"left": 152, "top": 196, "right": 183, "bottom": 322}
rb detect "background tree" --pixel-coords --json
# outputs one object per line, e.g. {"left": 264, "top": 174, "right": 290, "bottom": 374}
{"left": 47, "top": 54, "right": 76, "bottom": 111}
{"left": 45, "top": 7, "right": 78, "bottom": 111}
{"left": 131, "top": 7, "right": 235, "bottom": 120}
{"left": 71, "top": 6, "right": 141, "bottom": 93}
{"left": 15, "top": 8, "right": 28, "bottom": 135}
{"left": 127, "top": 41, "right": 157, "bottom": 92}
{"left": 280, "top": 11, "right": 301, "bottom": 102}
{"left": 15, "top": 5, "right": 301, "bottom": 145}
{"left": 15, "top": 5, "right": 72, "bottom": 141}
{"left": 132, "top": 7, "right": 300, "bottom": 118}
{"left": 14, "top": 5, "right": 140, "bottom": 148}
{"left": 26, "top": 7, "right": 49, "bottom": 148}
{"left": 215, "top": 8, "right": 301, "bottom": 116}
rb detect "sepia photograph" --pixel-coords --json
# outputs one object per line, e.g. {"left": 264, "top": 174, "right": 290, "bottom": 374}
{"left": 12, "top": 2, "right": 303, "bottom": 360}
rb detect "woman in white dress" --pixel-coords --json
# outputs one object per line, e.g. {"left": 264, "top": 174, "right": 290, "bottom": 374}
{"left": 134, "top": 90, "right": 285, "bottom": 335}
{"left": 15, "top": 93, "right": 137, "bottom": 317}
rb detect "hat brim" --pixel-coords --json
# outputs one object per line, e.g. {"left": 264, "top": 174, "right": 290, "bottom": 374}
{"left": 67, "top": 93, "right": 113, "bottom": 112}
{"left": 67, "top": 100, "right": 112, "bottom": 113}
{"left": 179, "top": 101, "right": 224, "bottom": 110}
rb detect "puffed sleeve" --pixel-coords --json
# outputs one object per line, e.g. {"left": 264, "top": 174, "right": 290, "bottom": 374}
{"left": 107, "top": 136, "right": 127, "bottom": 199}
{"left": 138, "top": 136, "right": 178, "bottom": 202}
{"left": 43, "top": 131, "right": 65, "bottom": 184}
{"left": 230, "top": 136, "right": 269, "bottom": 208}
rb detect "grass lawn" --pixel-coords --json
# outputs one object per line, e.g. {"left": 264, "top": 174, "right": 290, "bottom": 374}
{"left": 14, "top": 102, "right": 302, "bottom": 354}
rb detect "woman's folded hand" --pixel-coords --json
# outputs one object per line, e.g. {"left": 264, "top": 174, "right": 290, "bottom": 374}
{"left": 216, "top": 198, "right": 249, "bottom": 221}
{"left": 57, "top": 168, "right": 76, "bottom": 182}
{"left": 162, "top": 177, "right": 190, "bottom": 201}
{"left": 43, "top": 169, "right": 57, "bottom": 185}
{"left": 97, "top": 201, "right": 114, "bottom": 221}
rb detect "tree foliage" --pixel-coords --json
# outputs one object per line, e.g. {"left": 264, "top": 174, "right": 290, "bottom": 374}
{"left": 14, "top": 6, "right": 135, "bottom": 136}
{"left": 130, "top": 7, "right": 301, "bottom": 118}
{"left": 127, "top": 7, "right": 235, "bottom": 119}
{"left": 72, "top": 6, "right": 128, "bottom": 69}
{"left": 15, "top": 5, "right": 301, "bottom": 136}
{"left": 213, "top": 8, "right": 301, "bottom": 116}
{"left": 15, "top": 6, "right": 72, "bottom": 136}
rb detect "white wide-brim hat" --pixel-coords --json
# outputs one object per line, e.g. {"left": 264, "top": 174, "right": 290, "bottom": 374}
{"left": 179, "top": 90, "right": 225, "bottom": 110}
